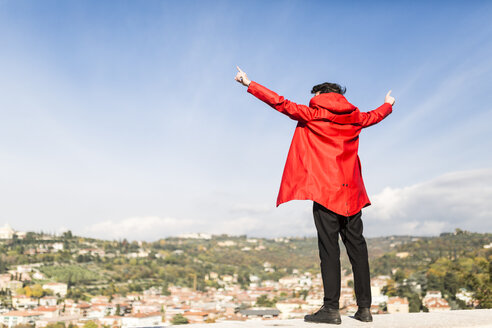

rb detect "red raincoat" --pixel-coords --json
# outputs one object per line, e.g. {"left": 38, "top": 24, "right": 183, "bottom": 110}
{"left": 247, "top": 81, "right": 392, "bottom": 216}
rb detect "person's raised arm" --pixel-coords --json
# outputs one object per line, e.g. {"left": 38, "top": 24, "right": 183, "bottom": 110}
{"left": 359, "top": 90, "right": 395, "bottom": 128}
{"left": 235, "top": 66, "right": 315, "bottom": 122}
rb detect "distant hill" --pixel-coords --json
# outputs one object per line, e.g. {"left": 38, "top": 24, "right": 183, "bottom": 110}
{"left": 1, "top": 228, "right": 490, "bottom": 308}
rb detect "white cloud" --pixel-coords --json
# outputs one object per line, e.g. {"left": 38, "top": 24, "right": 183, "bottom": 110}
{"left": 83, "top": 216, "right": 197, "bottom": 241}
{"left": 363, "top": 168, "right": 492, "bottom": 237}
{"left": 82, "top": 169, "right": 492, "bottom": 241}
{"left": 82, "top": 201, "right": 315, "bottom": 241}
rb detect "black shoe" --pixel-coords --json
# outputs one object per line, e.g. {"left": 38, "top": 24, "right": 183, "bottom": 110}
{"left": 353, "top": 307, "right": 372, "bottom": 322}
{"left": 304, "top": 305, "right": 341, "bottom": 325}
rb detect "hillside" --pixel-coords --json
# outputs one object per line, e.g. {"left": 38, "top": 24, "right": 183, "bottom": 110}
{"left": 0, "top": 228, "right": 490, "bottom": 309}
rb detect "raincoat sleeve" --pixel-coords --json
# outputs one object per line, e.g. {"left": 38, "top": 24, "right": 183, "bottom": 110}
{"left": 247, "top": 81, "right": 315, "bottom": 122}
{"left": 359, "top": 103, "right": 393, "bottom": 128}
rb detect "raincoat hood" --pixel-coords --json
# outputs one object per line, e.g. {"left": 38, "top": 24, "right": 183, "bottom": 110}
{"left": 309, "top": 93, "right": 361, "bottom": 124}
{"left": 309, "top": 93, "right": 357, "bottom": 114}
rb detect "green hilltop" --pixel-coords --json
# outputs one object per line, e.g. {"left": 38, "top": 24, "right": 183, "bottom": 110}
{"left": 0, "top": 228, "right": 490, "bottom": 310}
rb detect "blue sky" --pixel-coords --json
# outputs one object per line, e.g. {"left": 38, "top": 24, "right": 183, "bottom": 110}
{"left": 0, "top": 1, "right": 491, "bottom": 241}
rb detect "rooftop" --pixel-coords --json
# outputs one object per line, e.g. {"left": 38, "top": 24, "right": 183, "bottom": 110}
{"left": 183, "top": 309, "right": 492, "bottom": 328}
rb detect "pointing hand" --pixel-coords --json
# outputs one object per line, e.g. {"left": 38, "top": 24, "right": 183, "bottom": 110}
{"left": 235, "top": 66, "right": 251, "bottom": 87}
{"left": 385, "top": 90, "right": 395, "bottom": 106}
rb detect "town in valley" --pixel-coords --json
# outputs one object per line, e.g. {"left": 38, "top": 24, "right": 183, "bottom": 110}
{"left": 0, "top": 224, "right": 489, "bottom": 327}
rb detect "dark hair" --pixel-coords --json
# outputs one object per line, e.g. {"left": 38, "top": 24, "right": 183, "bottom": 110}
{"left": 311, "top": 82, "right": 346, "bottom": 95}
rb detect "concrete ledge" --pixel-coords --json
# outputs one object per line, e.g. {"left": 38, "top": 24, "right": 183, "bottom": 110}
{"left": 179, "top": 309, "right": 492, "bottom": 327}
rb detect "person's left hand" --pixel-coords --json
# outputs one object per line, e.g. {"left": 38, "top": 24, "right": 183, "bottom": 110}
{"left": 235, "top": 66, "right": 251, "bottom": 87}
{"left": 385, "top": 90, "right": 395, "bottom": 106}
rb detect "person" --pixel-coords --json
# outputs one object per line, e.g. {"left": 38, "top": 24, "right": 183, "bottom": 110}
{"left": 235, "top": 66, "right": 395, "bottom": 325}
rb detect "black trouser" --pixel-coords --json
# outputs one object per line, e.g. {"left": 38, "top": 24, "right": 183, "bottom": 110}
{"left": 313, "top": 202, "right": 372, "bottom": 309}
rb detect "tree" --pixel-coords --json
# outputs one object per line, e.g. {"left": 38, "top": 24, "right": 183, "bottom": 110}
{"left": 382, "top": 279, "right": 397, "bottom": 297}
{"left": 426, "top": 273, "right": 442, "bottom": 291}
{"left": 45, "top": 323, "right": 65, "bottom": 328}
{"left": 171, "top": 314, "right": 189, "bottom": 325}
{"left": 393, "top": 269, "right": 406, "bottom": 284}
{"left": 237, "top": 270, "right": 250, "bottom": 290}
{"left": 443, "top": 272, "right": 458, "bottom": 298}
{"left": 31, "top": 284, "right": 44, "bottom": 298}
{"left": 407, "top": 293, "right": 422, "bottom": 313}
{"left": 24, "top": 286, "right": 33, "bottom": 298}
{"left": 299, "top": 289, "right": 309, "bottom": 300}
{"left": 255, "top": 294, "right": 277, "bottom": 307}
{"left": 62, "top": 231, "right": 73, "bottom": 239}
{"left": 466, "top": 272, "right": 492, "bottom": 309}
{"left": 0, "top": 259, "right": 7, "bottom": 274}
{"left": 82, "top": 322, "right": 98, "bottom": 328}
